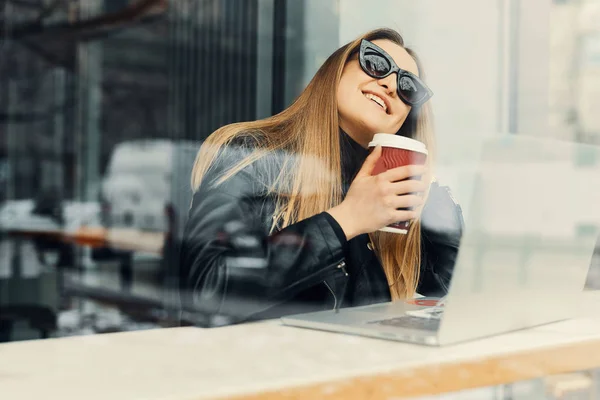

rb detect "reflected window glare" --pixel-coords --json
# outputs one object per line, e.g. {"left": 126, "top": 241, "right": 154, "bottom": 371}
{"left": 0, "top": 0, "right": 598, "bottom": 345}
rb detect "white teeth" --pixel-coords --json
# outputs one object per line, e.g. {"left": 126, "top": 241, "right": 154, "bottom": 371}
{"left": 364, "top": 93, "right": 387, "bottom": 112}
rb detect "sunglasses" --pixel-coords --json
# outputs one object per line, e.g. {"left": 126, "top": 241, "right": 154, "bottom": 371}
{"left": 358, "top": 39, "right": 433, "bottom": 107}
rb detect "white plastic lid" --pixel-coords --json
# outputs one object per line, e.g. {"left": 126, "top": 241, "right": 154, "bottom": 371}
{"left": 368, "top": 133, "right": 428, "bottom": 155}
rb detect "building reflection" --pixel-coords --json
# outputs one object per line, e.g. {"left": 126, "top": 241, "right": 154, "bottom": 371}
{"left": 1, "top": 0, "right": 599, "bottom": 341}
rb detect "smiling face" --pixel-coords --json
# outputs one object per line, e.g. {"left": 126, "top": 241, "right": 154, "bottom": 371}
{"left": 337, "top": 39, "right": 419, "bottom": 148}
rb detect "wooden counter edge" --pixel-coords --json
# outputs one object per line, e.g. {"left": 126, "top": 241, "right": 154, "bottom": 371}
{"left": 215, "top": 337, "right": 600, "bottom": 400}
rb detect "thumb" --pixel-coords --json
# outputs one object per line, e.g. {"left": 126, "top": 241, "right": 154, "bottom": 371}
{"left": 357, "top": 145, "right": 382, "bottom": 177}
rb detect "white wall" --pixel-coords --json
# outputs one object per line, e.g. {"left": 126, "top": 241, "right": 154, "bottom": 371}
{"left": 578, "top": 2, "right": 600, "bottom": 141}
{"left": 549, "top": 3, "right": 580, "bottom": 141}
{"left": 339, "top": 0, "right": 503, "bottom": 163}
{"left": 515, "top": 0, "right": 551, "bottom": 137}
{"left": 337, "top": 0, "right": 552, "bottom": 162}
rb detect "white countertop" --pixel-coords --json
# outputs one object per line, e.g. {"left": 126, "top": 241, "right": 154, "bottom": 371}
{"left": 1, "top": 291, "right": 599, "bottom": 400}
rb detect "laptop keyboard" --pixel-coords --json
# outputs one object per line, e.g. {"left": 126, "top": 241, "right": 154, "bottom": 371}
{"left": 368, "top": 315, "right": 441, "bottom": 331}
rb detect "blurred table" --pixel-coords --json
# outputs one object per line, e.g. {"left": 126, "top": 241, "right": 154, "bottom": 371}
{"left": 1, "top": 223, "right": 172, "bottom": 337}
{"left": 1, "top": 291, "right": 599, "bottom": 400}
{"left": 2, "top": 225, "right": 164, "bottom": 255}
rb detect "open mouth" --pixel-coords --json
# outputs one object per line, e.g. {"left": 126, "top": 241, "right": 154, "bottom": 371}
{"left": 363, "top": 92, "right": 388, "bottom": 114}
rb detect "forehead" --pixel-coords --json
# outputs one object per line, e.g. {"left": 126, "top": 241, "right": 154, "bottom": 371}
{"left": 370, "top": 39, "right": 419, "bottom": 77}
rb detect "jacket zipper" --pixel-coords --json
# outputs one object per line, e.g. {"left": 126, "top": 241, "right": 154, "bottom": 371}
{"left": 251, "top": 259, "right": 349, "bottom": 316}
{"left": 221, "top": 259, "right": 350, "bottom": 320}
{"left": 283, "top": 259, "right": 348, "bottom": 294}
{"left": 324, "top": 260, "right": 348, "bottom": 311}
{"left": 324, "top": 281, "right": 337, "bottom": 310}
{"left": 336, "top": 260, "right": 348, "bottom": 276}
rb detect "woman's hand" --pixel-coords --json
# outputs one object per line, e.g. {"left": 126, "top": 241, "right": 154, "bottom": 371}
{"left": 327, "top": 145, "right": 427, "bottom": 240}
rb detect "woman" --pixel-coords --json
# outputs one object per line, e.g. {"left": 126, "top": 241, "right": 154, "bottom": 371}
{"left": 180, "top": 28, "right": 463, "bottom": 325}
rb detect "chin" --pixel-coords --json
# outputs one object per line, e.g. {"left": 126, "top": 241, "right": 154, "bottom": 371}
{"left": 363, "top": 120, "right": 397, "bottom": 136}
{"left": 366, "top": 126, "right": 394, "bottom": 135}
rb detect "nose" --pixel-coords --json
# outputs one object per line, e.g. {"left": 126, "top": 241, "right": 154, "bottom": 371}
{"left": 377, "top": 73, "right": 397, "bottom": 97}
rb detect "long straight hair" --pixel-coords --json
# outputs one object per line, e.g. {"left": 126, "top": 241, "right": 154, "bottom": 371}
{"left": 191, "top": 28, "right": 435, "bottom": 300}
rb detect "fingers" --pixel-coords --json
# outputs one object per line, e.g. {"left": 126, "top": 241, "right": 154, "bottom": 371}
{"left": 389, "top": 194, "right": 423, "bottom": 210}
{"left": 381, "top": 164, "right": 426, "bottom": 183}
{"left": 388, "top": 180, "right": 428, "bottom": 196}
{"left": 391, "top": 209, "right": 419, "bottom": 222}
{"left": 356, "top": 145, "right": 382, "bottom": 178}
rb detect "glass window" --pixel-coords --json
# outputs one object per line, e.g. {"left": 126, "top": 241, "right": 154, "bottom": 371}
{"left": 1, "top": 0, "right": 598, "bottom": 343}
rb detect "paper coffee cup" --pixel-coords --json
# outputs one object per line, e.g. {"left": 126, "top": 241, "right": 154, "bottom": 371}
{"left": 368, "top": 134, "right": 428, "bottom": 234}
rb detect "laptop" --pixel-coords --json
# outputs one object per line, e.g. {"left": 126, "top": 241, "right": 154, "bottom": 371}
{"left": 281, "top": 134, "right": 600, "bottom": 346}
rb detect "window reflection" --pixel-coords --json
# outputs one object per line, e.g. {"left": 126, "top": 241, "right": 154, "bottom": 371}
{"left": 0, "top": 0, "right": 599, "bottom": 342}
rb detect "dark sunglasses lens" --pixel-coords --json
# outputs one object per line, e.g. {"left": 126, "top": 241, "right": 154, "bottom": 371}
{"left": 363, "top": 51, "right": 391, "bottom": 77}
{"left": 398, "top": 75, "right": 425, "bottom": 104}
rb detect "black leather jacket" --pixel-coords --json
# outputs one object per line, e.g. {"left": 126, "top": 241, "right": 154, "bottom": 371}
{"left": 180, "top": 133, "right": 464, "bottom": 326}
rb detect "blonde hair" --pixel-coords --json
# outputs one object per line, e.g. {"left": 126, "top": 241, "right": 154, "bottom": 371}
{"left": 191, "top": 28, "right": 435, "bottom": 300}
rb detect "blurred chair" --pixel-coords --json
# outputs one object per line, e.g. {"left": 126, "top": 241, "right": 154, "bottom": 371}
{"left": 0, "top": 236, "right": 60, "bottom": 342}
{"left": 0, "top": 304, "right": 57, "bottom": 342}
